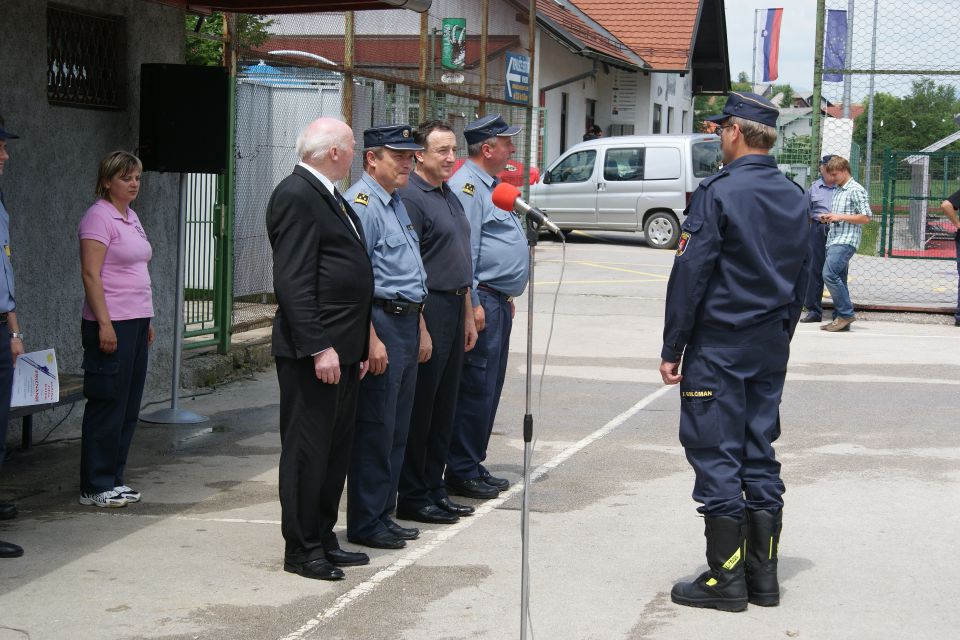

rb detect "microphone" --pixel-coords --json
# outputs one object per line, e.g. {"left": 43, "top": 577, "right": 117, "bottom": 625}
{"left": 491, "top": 182, "right": 564, "bottom": 238}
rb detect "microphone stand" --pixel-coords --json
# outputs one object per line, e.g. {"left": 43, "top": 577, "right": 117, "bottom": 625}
{"left": 520, "top": 215, "right": 540, "bottom": 640}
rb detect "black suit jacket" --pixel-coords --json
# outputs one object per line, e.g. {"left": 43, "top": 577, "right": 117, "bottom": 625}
{"left": 267, "top": 165, "right": 373, "bottom": 364}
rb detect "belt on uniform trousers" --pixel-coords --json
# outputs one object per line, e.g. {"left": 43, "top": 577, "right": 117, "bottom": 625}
{"left": 478, "top": 283, "right": 513, "bottom": 302}
{"left": 0, "top": 312, "right": 7, "bottom": 324}
{"left": 430, "top": 287, "right": 469, "bottom": 296}
{"left": 373, "top": 298, "right": 425, "bottom": 316}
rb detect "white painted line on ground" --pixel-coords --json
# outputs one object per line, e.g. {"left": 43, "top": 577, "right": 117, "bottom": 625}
{"left": 48, "top": 511, "right": 285, "bottom": 526}
{"left": 279, "top": 384, "right": 676, "bottom": 640}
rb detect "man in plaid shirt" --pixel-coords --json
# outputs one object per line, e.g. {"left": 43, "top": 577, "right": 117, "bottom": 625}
{"left": 819, "top": 156, "right": 871, "bottom": 332}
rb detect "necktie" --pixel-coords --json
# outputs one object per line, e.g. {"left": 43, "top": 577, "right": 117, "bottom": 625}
{"left": 333, "top": 189, "right": 360, "bottom": 239}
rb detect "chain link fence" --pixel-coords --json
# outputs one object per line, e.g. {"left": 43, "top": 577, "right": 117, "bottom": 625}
{"left": 815, "top": 0, "right": 960, "bottom": 310}
{"left": 230, "top": 7, "right": 541, "bottom": 328}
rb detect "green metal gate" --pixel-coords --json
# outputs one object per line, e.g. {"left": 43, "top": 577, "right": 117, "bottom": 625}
{"left": 183, "top": 172, "right": 232, "bottom": 352}
{"left": 880, "top": 149, "right": 960, "bottom": 260}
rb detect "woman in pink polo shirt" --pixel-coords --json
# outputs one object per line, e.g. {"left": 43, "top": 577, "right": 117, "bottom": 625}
{"left": 78, "top": 151, "right": 155, "bottom": 508}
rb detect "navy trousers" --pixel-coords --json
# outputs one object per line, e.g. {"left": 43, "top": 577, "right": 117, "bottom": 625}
{"left": 0, "top": 333, "right": 13, "bottom": 472}
{"left": 447, "top": 288, "right": 513, "bottom": 482}
{"left": 398, "top": 291, "right": 465, "bottom": 511}
{"left": 347, "top": 307, "right": 420, "bottom": 539}
{"left": 803, "top": 221, "right": 829, "bottom": 316}
{"left": 680, "top": 322, "right": 789, "bottom": 518}
{"left": 80, "top": 318, "right": 150, "bottom": 494}
{"left": 955, "top": 230, "right": 960, "bottom": 323}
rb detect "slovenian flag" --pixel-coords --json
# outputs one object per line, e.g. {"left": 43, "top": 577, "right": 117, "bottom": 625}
{"left": 761, "top": 8, "right": 783, "bottom": 82}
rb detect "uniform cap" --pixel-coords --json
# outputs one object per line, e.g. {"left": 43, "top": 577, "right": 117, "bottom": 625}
{"left": 705, "top": 91, "right": 779, "bottom": 128}
{"left": 820, "top": 154, "right": 835, "bottom": 165}
{"left": 463, "top": 113, "right": 522, "bottom": 146}
{"left": 0, "top": 125, "right": 19, "bottom": 140}
{"left": 363, "top": 124, "right": 423, "bottom": 151}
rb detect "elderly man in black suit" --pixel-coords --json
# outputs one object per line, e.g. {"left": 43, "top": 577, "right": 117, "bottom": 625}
{"left": 266, "top": 117, "right": 374, "bottom": 581}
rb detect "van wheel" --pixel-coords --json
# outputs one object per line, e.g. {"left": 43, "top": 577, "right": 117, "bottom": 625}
{"left": 644, "top": 213, "right": 680, "bottom": 250}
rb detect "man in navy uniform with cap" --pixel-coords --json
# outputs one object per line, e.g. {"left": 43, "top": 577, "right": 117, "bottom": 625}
{"left": 446, "top": 114, "right": 529, "bottom": 499}
{"left": 659, "top": 92, "right": 809, "bottom": 611}
{"left": 0, "top": 117, "right": 25, "bottom": 559}
{"left": 344, "top": 125, "right": 428, "bottom": 551}
{"left": 799, "top": 155, "right": 836, "bottom": 323}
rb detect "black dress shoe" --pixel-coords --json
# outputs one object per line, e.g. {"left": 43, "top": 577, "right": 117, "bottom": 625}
{"left": 283, "top": 558, "right": 344, "bottom": 581}
{"left": 0, "top": 503, "right": 17, "bottom": 520}
{"left": 325, "top": 547, "right": 370, "bottom": 566}
{"left": 436, "top": 497, "right": 475, "bottom": 516}
{"left": 0, "top": 540, "right": 23, "bottom": 558}
{"left": 798, "top": 313, "right": 822, "bottom": 323}
{"left": 384, "top": 519, "right": 420, "bottom": 540}
{"left": 396, "top": 504, "right": 460, "bottom": 524}
{"left": 348, "top": 530, "right": 406, "bottom": 549}
{"left": 446, "top": 477, "right": 499, "bottom": 499}
{"left": 480, "top": 472, "right": 510, "bottom": 491}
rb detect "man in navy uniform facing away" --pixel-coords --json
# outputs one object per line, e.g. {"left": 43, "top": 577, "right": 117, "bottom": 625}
{"left": 659, "top": 92, "right": 809, "bottom": 611}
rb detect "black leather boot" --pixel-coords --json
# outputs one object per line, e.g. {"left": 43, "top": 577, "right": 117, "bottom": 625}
{"left": 745, "top": 508, "right": 782, "bottom": 606}
{"left": 671, "top": 515, "right": 748, "bottom": 612}
{"left": 0, "top": 540, "right": 24, "bottom": 558}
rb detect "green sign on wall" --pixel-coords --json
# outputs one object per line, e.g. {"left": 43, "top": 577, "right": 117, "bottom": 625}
{"left": 441, "top": 18, "right": 466, "bottom": 71}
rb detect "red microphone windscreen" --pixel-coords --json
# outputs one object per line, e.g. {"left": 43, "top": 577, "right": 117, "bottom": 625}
{"left": 491, "top": 182, "right": 522, "bottom": 213}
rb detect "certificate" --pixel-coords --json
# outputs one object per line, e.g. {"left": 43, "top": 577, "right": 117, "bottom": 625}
{"left": 11, "top": 348, "right": 60, "bottom": 407}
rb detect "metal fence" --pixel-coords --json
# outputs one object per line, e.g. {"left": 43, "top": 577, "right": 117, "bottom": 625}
{"left": 229, "top": 5, "right": 541, "bottom": 328}
{"left": 812, "top": 0, "right": 960, "bottom": 310}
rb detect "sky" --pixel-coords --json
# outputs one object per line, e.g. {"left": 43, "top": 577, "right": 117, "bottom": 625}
{"left": 724, "top": 0, "right": 817, "bottom": 91}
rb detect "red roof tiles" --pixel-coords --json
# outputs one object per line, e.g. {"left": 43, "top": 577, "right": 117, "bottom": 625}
{"left": 536, "top": 0, "right": 640, "bottom": 67}
{"left": 570, "top": 0, "right": 701, "bottom": 70}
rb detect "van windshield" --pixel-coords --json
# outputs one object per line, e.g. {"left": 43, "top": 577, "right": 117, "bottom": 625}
{"left": 692, "top": 140, "right": 722, "bottom": 178}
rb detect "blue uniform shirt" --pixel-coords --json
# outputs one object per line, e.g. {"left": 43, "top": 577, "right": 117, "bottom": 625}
{"left": 0, "top": 194, "right": 16, "bottom": 313}
{"left": 661, "top": 154, "right": 809, "bottom": 362}
{"left": 807, "top": 177, "right": 835, "bottom": 222}
{"left": 345, "top": 172, "right": 427, "bottom": 304}
{"left": 448, "top": 159, "right": 529, "bottom": 307}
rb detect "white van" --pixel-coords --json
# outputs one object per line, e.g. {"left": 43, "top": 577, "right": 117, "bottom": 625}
{"left": 530, "top": 134, "right": 722, "bottom": 249}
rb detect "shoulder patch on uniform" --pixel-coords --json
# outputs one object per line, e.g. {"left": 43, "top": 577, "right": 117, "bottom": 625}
{"left": 462, "top": 183, "right": 475, "bottom": 197}
{"left": 676, "top": 231, "right": 691, "bottom": 257}
{"left": 698, "top": 170, "right": 730, "bottom": 190}
{"left": 353, "top": 192, "right": 369, "bottom": 206}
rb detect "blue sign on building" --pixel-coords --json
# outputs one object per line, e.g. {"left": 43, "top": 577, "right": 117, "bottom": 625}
{"left": 504, "top": 52, "right": 530, "bottom": 104}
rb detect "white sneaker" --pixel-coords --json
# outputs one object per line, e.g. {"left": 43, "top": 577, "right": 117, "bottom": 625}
{"left": 114, "top": 485, "right": 141, "bottom": 503}
{"left": 79, "top": 491, "right": 127, "bottom": 508}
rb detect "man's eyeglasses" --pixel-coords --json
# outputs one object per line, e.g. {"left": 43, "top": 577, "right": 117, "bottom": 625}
{"left": 714, "top": 123, "right": 729, "bottom": 136}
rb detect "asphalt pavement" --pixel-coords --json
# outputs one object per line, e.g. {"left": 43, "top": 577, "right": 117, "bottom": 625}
{"left": 1, "top": 230, "right": 958, "bottom": 640}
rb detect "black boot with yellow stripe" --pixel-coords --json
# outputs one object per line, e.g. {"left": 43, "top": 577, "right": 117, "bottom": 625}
{"left": 670, "top": 515, "right": 748, "bottom": 612}
{"left": 745, "top": 508, "right": 782, "bottom": 606}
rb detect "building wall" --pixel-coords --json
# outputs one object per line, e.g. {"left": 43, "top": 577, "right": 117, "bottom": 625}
{"left": 0, "top": 0, "right": 184, "bottom": 443}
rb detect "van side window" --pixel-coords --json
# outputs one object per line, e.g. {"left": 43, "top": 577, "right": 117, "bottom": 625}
{"left": 691, "top": 140, "right": 722, "bottom": 178}
{"left": 603, "top": 148, "right": 645, "bottom": 181}
{"left": 549, "top": 150, "right": 596, "bottom": 183}
{"left": 643, "top": 147, "right": 682, "bottom": 180}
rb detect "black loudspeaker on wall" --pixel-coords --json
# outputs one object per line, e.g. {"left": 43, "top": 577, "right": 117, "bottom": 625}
{"left": 139, "top": 64, "right": 228, "bottom": 174}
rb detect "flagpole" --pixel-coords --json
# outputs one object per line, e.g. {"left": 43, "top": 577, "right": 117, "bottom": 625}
{"left": 842, "top": 0, "right": 855, "bottom": 118}
{"left": 752, "top": 9, "right": 759, "bottom": 90}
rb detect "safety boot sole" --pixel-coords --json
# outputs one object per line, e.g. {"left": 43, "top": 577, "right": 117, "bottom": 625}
{"left": 670, "top": 592, "right": 747, "bottom": 612}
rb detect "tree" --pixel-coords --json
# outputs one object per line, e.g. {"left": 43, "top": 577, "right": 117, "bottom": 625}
{"left": 853, "top": 79, "right": 960, "bottom": 153}
{"left": 693, "top": 74, "right": 753, "bottom": 130}
{"left": 770, "top": 83, "right": 795, "bottom": 108}
{"left": 186, "top": 13, "right": 275, "bottom": 66}
{"left": 775, "top": 133, "right": 812, "bottom": 166}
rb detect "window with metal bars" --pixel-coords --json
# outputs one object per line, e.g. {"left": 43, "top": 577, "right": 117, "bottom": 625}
{"left": 47, "top": 4, "right": 125, "bottom": 110}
